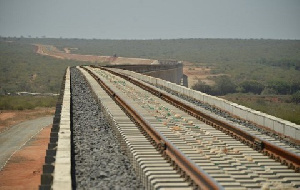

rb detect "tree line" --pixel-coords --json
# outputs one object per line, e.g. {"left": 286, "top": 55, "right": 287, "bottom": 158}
{"left": 192, "top": 76, "right": 300, "bottom": 103}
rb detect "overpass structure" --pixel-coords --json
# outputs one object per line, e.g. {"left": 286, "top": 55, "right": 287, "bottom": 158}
{"left": 40, "top": 65, "right": 300, "bottom": 190}
{"left": 104, "top": 60, "right": 188, "bottom": 86}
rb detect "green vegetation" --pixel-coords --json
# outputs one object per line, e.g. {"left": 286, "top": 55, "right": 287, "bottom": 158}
{"left": 239, "top": 81, "right": 264, "bottom": 94}
{"left": 0, "top": 41, "right": 91, "bottom": 94}
{"left": 191, "top": 81, "right": 212, "bottom": 94}
{"left": 11, "top": 38, "right": 300, "bottom": 65}
{"left": 224, "top": 94, "right": 300, "bottom": 124}
{"left": 0, "top": 96, "right": 57, "bottom": 110}
{"left": 192, "top": 76, "right": 237, "bottom": 95}
{"left": 10, "top": 37, "right": 299, "bottom": 86}
{"left": 292, "top": 91, "right": 300, "bottom": 104}
{"left": 1, "top": 37, "right": 299, "bottom": 124}
{"left": 192, "top": 77, "right": 300, "bottom": 96}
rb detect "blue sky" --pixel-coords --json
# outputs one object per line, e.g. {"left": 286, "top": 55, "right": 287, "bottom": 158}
{"left": 0, "top": 0, "right": 299, "bottom": 39}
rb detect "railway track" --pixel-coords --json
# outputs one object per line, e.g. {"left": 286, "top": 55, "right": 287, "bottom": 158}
{"left": 71, "top": 68, "right": 144, "bottom": 189}
{"left": 74, "top": 66, "right": 300, "bottom": 189}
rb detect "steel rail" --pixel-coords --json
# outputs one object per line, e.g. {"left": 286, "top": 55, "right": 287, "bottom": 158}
{"left": 82, "top": 66, "right": 223, "bottom": 190}
{"left": 99, "top": 66, "right": 300, "bottom": 172}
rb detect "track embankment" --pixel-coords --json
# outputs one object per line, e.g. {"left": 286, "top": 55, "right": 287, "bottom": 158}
{"left": 71, "top": 68, "right": 143, "bottom": 189}
{"left": 81, "top": 66, "right": 300, "bottom": 189}
{"left": 40, "top": 66, "right": 300, "bottom": 190}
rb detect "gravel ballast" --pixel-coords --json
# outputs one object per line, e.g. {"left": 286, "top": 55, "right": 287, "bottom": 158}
{"left": 158, "top": 85, "right": 299, "bottom": 150}
{"left": 71, "top": 68, "right": 143, "bottom": 189}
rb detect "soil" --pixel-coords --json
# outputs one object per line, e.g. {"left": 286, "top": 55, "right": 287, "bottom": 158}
{"left": 63, "top": 48, "right": 70, "bottom": 54}
{"left": 0, "top": 108, "right": 55, "bottom": 133}
{"left": 183, "top": 62, "right": 226, "bottom": 88}
{"left": 0, "top": 124, "right": 51, "bottom": 190}
{"left": 0, "top": 113, "right": 16, "bottom": 121}
{"left": 35, "top": 44, "right": 221, "bottom": 88}
{"left": 35, "top": 44, "right": 156, "bottom": 65}
{"left": 183, "top": 64, "right": 213, "bottom": 88}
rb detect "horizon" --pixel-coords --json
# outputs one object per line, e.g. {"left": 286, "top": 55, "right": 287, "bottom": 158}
{"left": 1, "top": 0, "right": 299, "bottom": 40}
{"left": 2, "top": 36, "right": 300, "bottom": 41}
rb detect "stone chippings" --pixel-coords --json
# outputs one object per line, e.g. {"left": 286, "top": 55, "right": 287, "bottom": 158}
{"left": 71, "top": 68, "right": 143, "bottom": 189}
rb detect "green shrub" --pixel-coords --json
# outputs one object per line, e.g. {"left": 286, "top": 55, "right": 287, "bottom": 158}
{"left": 0, "top": 96, "right": 57, "bottom": 110}
{"left": 191, "top": 81, "right": 211, "bottom": 94}
{"left": 212, "top": 76, "right": 236, "bottom": 95}
{"left": 292, "top": 91, "right": 300, "bottom": 103}
{"left": 267, "top": 81, "right": 291, "bottom": 95}
{"left": 224, "top": 94, "right": 300, "bottom": 124}
{"left": 239, "top": 81, "right": 265, "bottom": 94}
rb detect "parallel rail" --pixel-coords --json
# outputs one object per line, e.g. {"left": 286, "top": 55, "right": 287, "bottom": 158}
{"left": 97, "top": 66, "right": 300, "bottom": 172}
{"left": 83, "top": 66, "right": 223, "bottom": 189}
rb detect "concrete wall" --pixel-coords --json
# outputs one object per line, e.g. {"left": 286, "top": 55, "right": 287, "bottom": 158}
{"left": 143, "top": 67, "right": 183, "bottom": 85}
{"left": 40, "top": 67, "right": 72, "bottom": 190}
{"left": 104, "top": 62, "right": 185, "bottom": 86}
{"left": 114, "top": 69, "right": 300, "bottom": 141}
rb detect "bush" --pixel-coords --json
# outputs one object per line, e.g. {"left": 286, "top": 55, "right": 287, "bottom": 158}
{"left": 239, "top": 81, "right": 265, "bottom": 94}
{"left": 212, "top": 76, "right": 236, "bottom": 95}
{"left": 192, "top": 76, "right": 237, "bottom": 96}
{"left": 292, "top": 91, "right": 300, "bottom": 103}
{"left": 191, "top": 81, "right": 212, "bottom": 94}
{"left": 261, "top": 88, "right": 277, "bottom": 95}
{"left": 0, "top": 96, "right": 57, "bottom": 110}
{"left": 267, "top": 81, "right": 290, "bottom": 95}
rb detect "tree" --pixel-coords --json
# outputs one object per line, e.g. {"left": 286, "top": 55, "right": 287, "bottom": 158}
{"left": 239, "top": 81, "right": 265, "bottom": 94}
{"left": 268, "top": 81, "right": 290, "bottom": 95}
{"left": 212, "top": 75, "right": 236, "bottom": 95}
{"left": 192, "top": 81, "right": 212, "bottom": 94}
{"left": 292, "top": 91, "right": 300, "bottom": 104}
{"left": 291, "top": 82, "right": 300, "bottom": 94}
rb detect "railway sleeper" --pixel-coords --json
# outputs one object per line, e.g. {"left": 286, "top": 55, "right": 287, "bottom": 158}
{"left": 103, "top": 67, "right": 300, "bottom": 173}
{"left": 87, "top": 66, "right": 300, "bottom": 189}
{"left": 79, "top": 67, "right": 194, "bottom": 190}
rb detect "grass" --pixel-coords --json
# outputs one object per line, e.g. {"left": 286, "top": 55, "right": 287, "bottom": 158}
{"left": 0, "top": 41, "right": 91, "bottom": 94}
{"left": 0, "top": 96, "right": 57, "bottom": 110}
{"left": 2, "top": 38, "right": 299, "bottom": 94}
{"left": 223, "top": 94, "right": 300, "bottom": 124}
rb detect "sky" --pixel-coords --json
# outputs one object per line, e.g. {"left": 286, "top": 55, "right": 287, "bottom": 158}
{"left": 0, "top": 0, "right": 300, "bottom": 40}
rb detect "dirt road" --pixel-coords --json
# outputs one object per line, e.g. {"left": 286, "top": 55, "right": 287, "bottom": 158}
{"left": 0, "top": 116, "right": 53, "bottom": 170}
{"left": 35, "top": 44, "right": 157, "bottom": 65}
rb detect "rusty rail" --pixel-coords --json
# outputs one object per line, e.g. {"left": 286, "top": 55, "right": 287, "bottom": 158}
{"left": 99, "top": 66, "right": 300, "bottom": 172}
{"left": 82, "top": 66, "right": 223, "bottom": 190}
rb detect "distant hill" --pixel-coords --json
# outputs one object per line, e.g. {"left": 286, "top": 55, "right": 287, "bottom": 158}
{"left": 7, "top": 37, "right": 300, "bottom": 64}
{"left": 1, "top": 37, "right": 299, "bottom": 94}
{"left": 1, "top": 37, "right": 300, "bottom": 123}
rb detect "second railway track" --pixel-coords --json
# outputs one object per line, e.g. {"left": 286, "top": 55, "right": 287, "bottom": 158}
{"left": 72, "top": 66, "right": 300, "bottom": 189}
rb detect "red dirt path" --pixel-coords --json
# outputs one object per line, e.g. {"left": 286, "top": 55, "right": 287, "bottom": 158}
{"left": 35, "top": 44, "right": 157, "bottom": 65}
{"left": 0, "top": 125, "right": 51, "bottom": 190}
{"left": 0, "top": 108, "right": 54, "bottom": 133}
